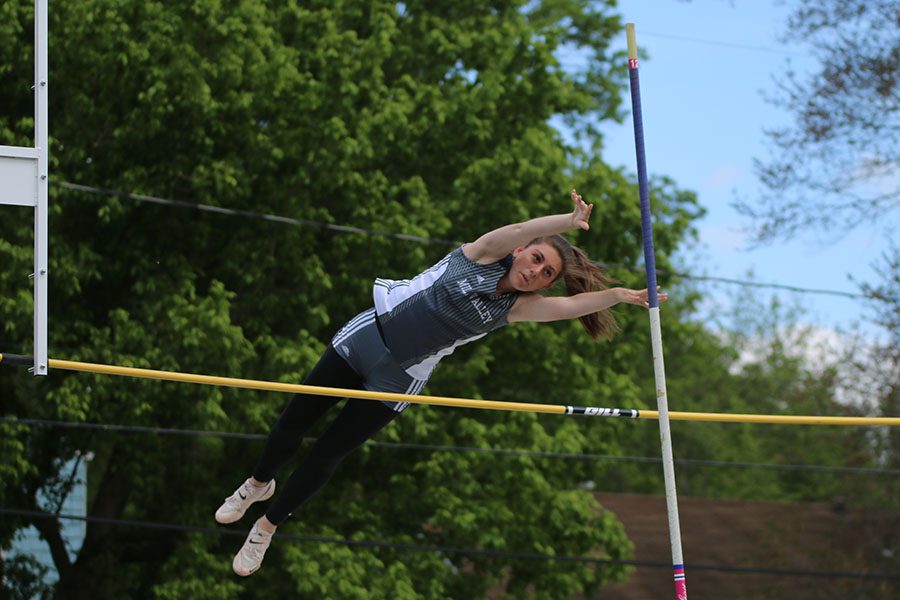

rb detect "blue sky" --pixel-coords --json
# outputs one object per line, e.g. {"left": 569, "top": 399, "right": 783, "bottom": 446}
{"left": 567, "top": 0, "right": 892, "bottom": 342}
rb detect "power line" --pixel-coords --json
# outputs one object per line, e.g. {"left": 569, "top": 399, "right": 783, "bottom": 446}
{"left": 651, "top": 271, "right": 865, "bottom": 299}
{"left": 2, "top": 508, "right": 897, "bottom": 581}
{"left": 638, "top": 30, "right": 811, "bottom": 58}
{"left": 556, "top": 32, "right": 810, "bottom": 69}
{"left": 53, "top": 180, "right": 870, "bottom": 300}
{"left": 52, "top": 181, "right": 459, "bottom": 247}
{"left": 4, "top": 417, "right": 896, "bottom": 476}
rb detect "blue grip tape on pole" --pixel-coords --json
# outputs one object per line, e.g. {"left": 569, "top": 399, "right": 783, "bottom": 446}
{"left": 628, "top": 66, "right": 660, "bottom": 309}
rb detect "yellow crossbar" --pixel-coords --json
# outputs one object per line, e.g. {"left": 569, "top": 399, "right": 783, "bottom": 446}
{"left": 49, "top": 358, "right": 562, "bottom": 415}
{"left": 1, "top": 354, "right": 897, "bottom": 426}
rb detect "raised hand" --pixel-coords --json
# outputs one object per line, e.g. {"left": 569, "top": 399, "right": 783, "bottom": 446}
{"left": 570, "top": 188, "right": 593, "bottom": 231}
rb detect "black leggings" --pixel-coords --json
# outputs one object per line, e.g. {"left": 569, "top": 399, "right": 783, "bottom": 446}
{"left": 253, "top": 345, "right": 400, "bottom": 525}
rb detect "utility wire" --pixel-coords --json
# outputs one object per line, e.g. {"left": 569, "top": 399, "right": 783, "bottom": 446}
{"left": 53, "top": 180, "right": 869, "bottom": 300}
{"left": 4, "top": 417, "right": 896, "bottom": 476}
{"left": 638, "top": 30, "right": 811, "bottom": 58}
{"left": 662, "top": 272, "right": 866, "bottom": 299}
{"left": 2, "top": 508, "right": 897, "bottom": 581}
{"left": 557, "top": 31, "right": 811, "bottom": 69}
{"left": 53, "top": 181, "right": 458, "bottom": 246}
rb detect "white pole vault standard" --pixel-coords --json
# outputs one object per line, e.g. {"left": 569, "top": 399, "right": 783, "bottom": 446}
{"left": 0, "top": 0, "right": 49, "bottom": 376}
{"left": 35, "top": 0, "right": 49, "bottom": 376}
{"left": 626, "top": 23, "right": 687, "bottom": 600}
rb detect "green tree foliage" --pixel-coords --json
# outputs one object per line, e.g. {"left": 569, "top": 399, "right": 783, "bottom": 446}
{"left": 737, "top": 0, "right": 898, "bottom": 241}
{"left": 0, "top": 1, "right": 690, "bottom": 597}
{"left": 1, "top": 1, "right": 885, "bottom": 598}
{"left": 733, "top": 3, "right": 898, "bottom": 454}
{"left": 729, "top": 0, "right": 899, "bottom": 523}
{"left": 605, "top": 290, "right": 896, "bottom": 513}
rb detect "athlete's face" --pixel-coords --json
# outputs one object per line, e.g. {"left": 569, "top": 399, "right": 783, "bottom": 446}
{"left": 510, "top": 242, "right": 564, "bottom": 292}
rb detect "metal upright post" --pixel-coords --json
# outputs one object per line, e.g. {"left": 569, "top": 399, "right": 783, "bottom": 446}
{"left": 34, "top": 0, "right": 49, "bottom": 375}
{"left": 0, "top": 0, "right": 49, "bottom": 374}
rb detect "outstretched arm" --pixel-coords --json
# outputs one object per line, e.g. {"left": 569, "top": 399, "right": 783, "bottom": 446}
{"left": 507, "top": 287, "right": 668, "bottom": 323}
{"left": 463, "top": 189, "right": 593, "bottom": 263}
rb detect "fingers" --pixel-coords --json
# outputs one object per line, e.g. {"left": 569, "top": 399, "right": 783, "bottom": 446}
{"left": 634, "top": 287, "right": 669, "bottom": 306}
{"left": 571, "top": 188, "right": 588, "bottom": 207}
{"left": 571, "top": 188, "right": 593, "bottom": 230}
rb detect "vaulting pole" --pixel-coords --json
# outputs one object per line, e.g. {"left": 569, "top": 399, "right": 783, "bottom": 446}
{"left": 626, "top": 23, "right": 687, "bottom": 600}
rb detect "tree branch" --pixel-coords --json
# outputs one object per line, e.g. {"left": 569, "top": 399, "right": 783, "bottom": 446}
{"left": 29, "top": 510, "right": 73, "bottom": 583}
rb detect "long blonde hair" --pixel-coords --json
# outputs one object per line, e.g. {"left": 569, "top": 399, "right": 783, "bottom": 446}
{"left": 527, "top": 235, "right": 620, "bottom": 340}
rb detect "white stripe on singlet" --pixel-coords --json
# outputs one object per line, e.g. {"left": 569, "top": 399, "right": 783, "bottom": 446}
{"left": 373, "top": 253, "right": 451, "bottom": 316}
{"left": 332, "top": 308, "right": 376, "bottom": 346}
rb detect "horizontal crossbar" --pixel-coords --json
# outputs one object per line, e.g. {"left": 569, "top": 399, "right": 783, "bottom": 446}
{"left": 2, "top": 354, "right": 898, "bottom": 426}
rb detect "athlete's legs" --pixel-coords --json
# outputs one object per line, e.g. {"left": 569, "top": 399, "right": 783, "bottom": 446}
{"left": 264, "top": 398, "right": 399, "bottom": 524}
{"left": 229, "top": 310, "right": 410, "bottom": 575}
{"left": 252, "top": 345, "right": 364, "bottom": 483}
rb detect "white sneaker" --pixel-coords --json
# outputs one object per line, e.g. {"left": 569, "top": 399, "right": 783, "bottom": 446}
{"left": 215, "top": 478, "right": 276, "bottom": 524}
{"left": 232, "top": 521, "right": 274, "bottom": 577}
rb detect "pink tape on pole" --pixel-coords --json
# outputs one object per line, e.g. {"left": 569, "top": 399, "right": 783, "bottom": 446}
{"left": 673, "top": 565, "right": 687, "bottom": 599}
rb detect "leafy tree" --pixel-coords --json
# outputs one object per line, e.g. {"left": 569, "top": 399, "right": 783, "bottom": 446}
{"left": 0, "top": 1, "right": 702, "bottom": 598}
{"left": 852, "top": 247, "right": 899, "bottom": 493}
{"left": 736, "top": 0, "right": 899, "bottom": 241}
{"left": 720, "top": 0, "right": 898, "bottom": 538}
{"left": 5, "top": 1, "right": 884, "bottom": 597}
{"left": 0, "top": 553, "right": 53, "bottom": 600}
{"left": 733, "top": 0, "right": 898, "bottom": 515}
{"left": 599, "top": 282, "right": 895, "bottom": 511}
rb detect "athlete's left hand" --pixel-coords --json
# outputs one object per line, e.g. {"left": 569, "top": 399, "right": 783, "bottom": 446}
{"left": 616, "top": 287, "right": 668, "bottom": 308}
{"left": 570, "top": 188, "right": 593, "bottom": 231}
